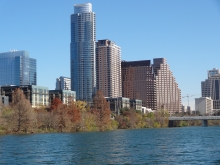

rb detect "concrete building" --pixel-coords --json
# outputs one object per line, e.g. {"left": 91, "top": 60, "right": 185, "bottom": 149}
{"left": 121, "top": 58, "right": 181, "bottom": 114}
{"left": 195, "top": 97, "right": 213, "bottom": 115}
{"left": 142, "top": 107, "right": 154, "bottom": 114}
{"left": 49, "top": 90, "right": 76, "bottom": 105}
{"left": 186, "top": 106, "right": 192, "bottom": 114}
{"left": 0, "top": 50, "right": 37, "bottom": 86}
{"left": 153, "top": 58, "right": 181, "bottom": 114}
{"left": 182, "top": 105, "right": 187, "bottom": 113}
{"left": 130, "top": 99, "right": 142, "bottom": 111}
{"left": 56, "top": 76, "right": 71, "bottom": 90}
{"left": 70, "top": 3, "right": 96, "bottom": 101}
{"left": 0, "top": 85, "right": 49, "bottom": 107}
{"left": 201, "top": 68, "right": 220, "bottom": 110}
{"left": 105, "top": 97, "right": 130, "bottom": 115}
{"left": 0, "top": 95, "right": 9, "bottom": 107}
{"left": 96, "top": 39, "right": 121, "bottom": 98}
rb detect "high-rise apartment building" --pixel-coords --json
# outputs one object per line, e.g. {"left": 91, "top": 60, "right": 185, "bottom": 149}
{"left": 96, "top": 39, "right": 121, "bottom": 98}
{"left": 56, "top": 76, "right": 71, "bottom": 90}
{"left": 202, "top": 68, "right": 220, "bottom": 98}
{"left": 152, "top": 58, "right": 181, "bottom": 113}
{"left": 121, "top": 58, "right": 181, "bottom": 114}
{"left": 121, "top": 60, "right": 156, "bottom": 110}
{"left": 201, "top": 68, "right": 220, "bottom": 109}
{"left": 0, "top": 50, "right": 37, "bottom": 86}
{"left": 70, "top": 3, "right": 96, "bottom": 101}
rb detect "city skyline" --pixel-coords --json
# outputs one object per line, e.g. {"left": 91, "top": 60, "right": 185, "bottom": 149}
{"left": 1, "top": 1, "right": 220, "bottom": 108}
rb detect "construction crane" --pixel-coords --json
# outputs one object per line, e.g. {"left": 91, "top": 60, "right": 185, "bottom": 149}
{"left": 182, "top": 94, "right": 195, "bottom": 107}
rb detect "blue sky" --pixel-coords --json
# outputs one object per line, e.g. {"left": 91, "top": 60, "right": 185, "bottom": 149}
{"left": 1, "top": 0, "right": 220, "bottom": 108}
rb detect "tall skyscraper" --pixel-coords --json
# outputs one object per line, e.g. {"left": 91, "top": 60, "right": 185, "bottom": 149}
{"left": 70, "top": 3, "right": 96, "bottom": 101}
{"left": 202, "top": 68, "right": 220, "bottom": 109}
{"left": 96, "top": 39, "right": 122, "bottom": 98}
{"left": 56, "top": 76, "right": 71, "bottom": 90}
{"left": 0, "top": 50, "right": 37, "bottom": 86}
{"left": 121, "top": 58, "right": 181, "bottom": 114}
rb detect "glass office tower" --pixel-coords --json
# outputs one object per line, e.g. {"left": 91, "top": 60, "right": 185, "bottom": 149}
{"left": 70, "top": 3, "right": 96, "bottom": 101}
{"left": 0, "top": 50, "right": 37, "bottom": 86}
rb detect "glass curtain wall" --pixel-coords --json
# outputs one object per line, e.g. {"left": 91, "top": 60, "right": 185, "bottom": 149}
{"left": 70, "top": 3, "right": 96, "bottom": 101}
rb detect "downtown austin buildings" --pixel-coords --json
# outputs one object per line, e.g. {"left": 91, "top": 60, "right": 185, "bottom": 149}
{"left": 56, "top": 76, "right": 71, "bottom": 90}
{"left": 121, "top": 58, "right": 181, "bottom": 114}
{"left": 0, "top": 50, "right": 37, "bottom": 86}
{"left": 70, "top": 3, "right": 96, "bottom": 102}
{"left": 201, "top": 68, "right": 220, "bottom": 110}
{"left": 96, "top": 39, "right": 122, "bottom": 98}
{"left": 70, "top": 3, "right": 182, "bottom": 114}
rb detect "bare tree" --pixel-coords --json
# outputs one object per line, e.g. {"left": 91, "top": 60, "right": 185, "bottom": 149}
{"left": 11, "top": 88, "right": 35, "bottom": 133}
{"left": 91, "top": 91, "right": 111, "bottom": 131}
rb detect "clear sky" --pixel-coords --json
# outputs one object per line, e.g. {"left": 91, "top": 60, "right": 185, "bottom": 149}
{"left": 1, "top": 0, "right": 220, "bottom": 108}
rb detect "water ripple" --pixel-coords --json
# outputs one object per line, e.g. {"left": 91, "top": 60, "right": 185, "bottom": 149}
{"left": 0, "top": 127, "right": 220, "bottom": 164}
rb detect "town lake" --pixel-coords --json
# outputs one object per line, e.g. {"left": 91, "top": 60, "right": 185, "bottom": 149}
{"left": 0, "top": 127, "right": 220, "bottom": 164}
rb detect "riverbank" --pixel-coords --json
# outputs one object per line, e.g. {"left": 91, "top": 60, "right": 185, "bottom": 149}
{"left": 1, "top": 118, "right": 220, "bottom": 135}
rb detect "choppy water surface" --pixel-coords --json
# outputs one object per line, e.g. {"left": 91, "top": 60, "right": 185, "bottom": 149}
{"left": 0, "top": 127, "right": 220, "bottom": 164}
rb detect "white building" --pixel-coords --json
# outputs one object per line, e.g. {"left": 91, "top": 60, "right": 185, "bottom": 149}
{"left": 56, "top": 76, "right": 71, "bottom": 91}
{"left": 195, "top": 97, "right": 213, "bottom": 115}
{"left": 142, "top": 107, "right": 154, "bottom": 114}
{"left": 0, "top": 95, "right": 9, "bottom": 107}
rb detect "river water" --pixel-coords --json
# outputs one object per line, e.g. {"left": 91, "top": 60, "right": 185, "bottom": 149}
{"left": 0, "top": 127, "right": 220, "bottom": 164}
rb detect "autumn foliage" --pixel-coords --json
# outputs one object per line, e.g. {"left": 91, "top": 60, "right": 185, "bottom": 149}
{"left": 50, "top": 98, "right": 63, "bottom": 111}
{"left": 0, "top": 89, "right": 175, "bottom": 134}
{"left": 91, "top": 90, "right": 111, "bottom": 131}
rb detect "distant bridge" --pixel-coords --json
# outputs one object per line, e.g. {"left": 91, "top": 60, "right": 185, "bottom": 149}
{"left": 168, "top": 116, "right": 220, "bottom": 127}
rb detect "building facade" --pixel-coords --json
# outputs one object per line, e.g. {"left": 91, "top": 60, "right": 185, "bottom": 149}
{"left": 56, "top": 76, "right": 71, "bottom": 90}
{"left": 70, "top": 3, "right": 96, "bottom": 101}
{"left": 182, "top": 105, "right": 187, "bottom": 113}
{"left": 201, "top": 69, "right": 220, "bottom": 110}
{"left": 209, "top": 74, "right": 220, "bottom": 109}
{"left": 0, "top": 85, "right": 49, "bottom": 107}
{"left": 130, "top": 99, "right": 142, "bottom": 111}
{"left": 195, "top": 97, "right": 213, "bottom": 115}
{"left": 0, "top": 50, "right": 37, "bottom": 86}
{"left": 152, "top": 58, "right": 181, "bottom": 114}
{"left": 121, "top": 60, "right": 156, "bottom": 110}
{"left": 121, "top": 58, "right": 181, "bottom": 114}
{"left": 49, "top": 90, "right": 76, "bottom": 105}
{"left": 96, "top": 39, "right": 121, "bottom": 98}
{"left": 105, "top": 97, "right": 130, "bottom": 115}
{"left": 0, "top": 95, "right": 9, "bottom": 106}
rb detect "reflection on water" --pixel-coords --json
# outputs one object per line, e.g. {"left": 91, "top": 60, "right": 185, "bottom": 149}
{"left": 0, "top": 127, "right": 220, "bottom": 164}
